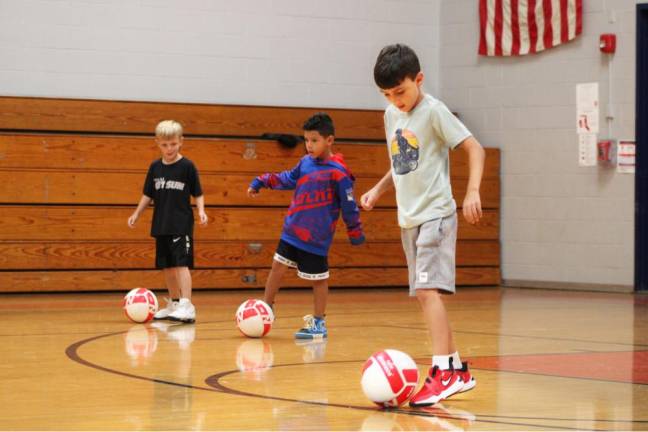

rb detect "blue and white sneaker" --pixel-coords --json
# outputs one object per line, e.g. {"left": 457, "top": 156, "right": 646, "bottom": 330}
{"left": 294, "top": 314, "right": 327, "bottom": 339}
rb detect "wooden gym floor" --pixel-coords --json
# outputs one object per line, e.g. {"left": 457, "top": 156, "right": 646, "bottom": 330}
{"left": 1, "top": 286, "right": 647, "bottom": 431}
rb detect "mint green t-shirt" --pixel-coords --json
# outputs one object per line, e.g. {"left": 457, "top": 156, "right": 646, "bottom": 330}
{"left": 384, "top": 94, "right": 472, "bottom": 228}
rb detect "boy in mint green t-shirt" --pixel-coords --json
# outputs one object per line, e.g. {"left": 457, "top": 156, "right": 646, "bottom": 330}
{"left": 361, "top": 43, "right": 486, "bottom": 407}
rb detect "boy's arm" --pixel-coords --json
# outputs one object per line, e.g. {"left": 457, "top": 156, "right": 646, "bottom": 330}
{"left": 337, "top": 176, "right": 365, "bottom": 245}
{"left": 128, "top": 194, "right": 152, "bottom": 228}
{"left": 194, "top": 195, "right": 208, "bottom": 226}
{"left": 247, "top": 162, "right": 301, "bottom": 197}
{"left": 360, "top": 169, "right": 393, "bottom": 211}
{"left": 458, "top": 136, "right": 485, "bottom": 225}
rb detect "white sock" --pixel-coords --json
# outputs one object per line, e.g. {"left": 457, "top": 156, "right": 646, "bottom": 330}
{"left": 451, "top": 351, "right": 462, "bottom": 369}
{"left": 432, "top": 354, "right": 452, "bottom": 370}
{"left": 179, "top": 298, "right": 191, "bottom": 305}
{"left": 433, "top": 352, "right": 463, "bottom": 370}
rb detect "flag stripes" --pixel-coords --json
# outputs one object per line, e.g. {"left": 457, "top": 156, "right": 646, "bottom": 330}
{"left": 479, "top": 0, "right": 583, "bottom": 56}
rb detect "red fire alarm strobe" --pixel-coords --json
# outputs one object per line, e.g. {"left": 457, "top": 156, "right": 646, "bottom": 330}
{"left": 600, "top": 34, "right": 616, "bottom": 54}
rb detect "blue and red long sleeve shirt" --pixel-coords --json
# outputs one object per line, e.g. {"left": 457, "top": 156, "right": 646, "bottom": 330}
{"left": 250, "top": 153, "right": 365, "bottom": 256}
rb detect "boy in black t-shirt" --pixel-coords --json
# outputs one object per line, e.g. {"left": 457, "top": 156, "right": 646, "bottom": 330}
{"left": 128, "top": 120, "right": 207, "bottom": 323}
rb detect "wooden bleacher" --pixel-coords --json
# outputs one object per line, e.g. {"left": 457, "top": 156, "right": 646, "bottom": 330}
{"left": 0, "top": 96, "right": 500, "bottom": 292}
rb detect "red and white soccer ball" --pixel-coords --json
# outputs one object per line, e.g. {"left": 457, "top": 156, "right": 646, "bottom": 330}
{"left": 361, "top": 349, "right": 420, "bottom": 408}
{"left": 123, "top": 287, "right": 158, "bottom": 323}
{"left": 236, "top": 299, "right": 274, "bottom": 338}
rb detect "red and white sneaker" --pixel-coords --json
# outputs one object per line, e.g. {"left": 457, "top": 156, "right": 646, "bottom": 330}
{"left": 409, "top": 366, "right": 464, "bottom": 407}
{"left": 456, "top": 361, "right": 476, "bottom": 393}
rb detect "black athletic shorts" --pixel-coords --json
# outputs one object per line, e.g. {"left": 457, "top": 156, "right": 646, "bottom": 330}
{"left": 155, "top": 235, "right": 194, "bottom": 269}
{"left": 274, "top": 239, "right": 329, "bottom": 280}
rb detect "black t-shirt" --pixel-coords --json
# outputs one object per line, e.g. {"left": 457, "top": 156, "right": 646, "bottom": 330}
{"left": 143, "top": 157, "right": 203, "bottom": 237}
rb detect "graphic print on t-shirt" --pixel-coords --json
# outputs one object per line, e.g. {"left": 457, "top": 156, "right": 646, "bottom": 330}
{"left": 154, "top": 177, "right": 186, "bottom": 191}
{"left": 390, "top": 128, "right": 419, "bottom": 175}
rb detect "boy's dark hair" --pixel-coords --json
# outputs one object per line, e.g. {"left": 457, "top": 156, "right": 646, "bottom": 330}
{"left": 303, "top": 112, "right": 335, "bottom": 137}
{"left": 373, "top": 43, "right": 421, "bottom": 89}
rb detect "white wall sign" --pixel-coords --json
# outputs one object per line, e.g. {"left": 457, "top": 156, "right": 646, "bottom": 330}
{"left": 578, "top": 133, "right": 598, "bottom": 167}
{"left": 576, "top": 83, "right": 599, "bottom": 135}
{"left": 617, "top": 140, "right": 636, "bottom": 174}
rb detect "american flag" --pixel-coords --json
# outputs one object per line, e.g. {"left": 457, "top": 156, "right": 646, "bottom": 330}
{"left": 479, "top": 0, "right": 583, "bottom": 56}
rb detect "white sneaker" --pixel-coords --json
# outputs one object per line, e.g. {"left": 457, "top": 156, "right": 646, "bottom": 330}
{"left": 154, "top": 298, "right": 179, "bottom": 320}
{"left": 168, "top": 298, "right": 196, "bottom": 323}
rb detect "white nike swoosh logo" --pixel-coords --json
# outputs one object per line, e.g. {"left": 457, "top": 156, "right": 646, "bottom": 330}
{"left": 173, "top": 237, "right": 181, "bottom": 242}
{"left": 441, "top": 377, "right": 453, "bottom": 386}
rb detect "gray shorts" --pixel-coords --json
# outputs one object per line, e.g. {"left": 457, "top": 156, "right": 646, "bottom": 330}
{"left": 401, "top": 212, "right": 457, "bottom": 296}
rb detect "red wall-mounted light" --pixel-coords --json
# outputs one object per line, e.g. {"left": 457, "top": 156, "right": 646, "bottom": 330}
{"left": 600, "top": 34, "right": 616, "bottom": 54}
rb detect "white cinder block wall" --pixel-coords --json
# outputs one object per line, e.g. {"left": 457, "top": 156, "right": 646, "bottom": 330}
{"left": 1, "top": 0, "right": 643, "bottom": 291}
{"left": 440, "top": 0, "right": 641, "bottom": 291}
{"left": 0, "top": 0, "right": 440, "bottom": 109}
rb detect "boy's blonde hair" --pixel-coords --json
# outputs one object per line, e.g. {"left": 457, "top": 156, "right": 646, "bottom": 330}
{"left": 155, "top": 120, "right": 183, "bottom": 139}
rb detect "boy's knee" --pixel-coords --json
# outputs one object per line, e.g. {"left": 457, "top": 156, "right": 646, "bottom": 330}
{"left": 415, "top": 288, "right": 442, "bottom": 303}
{"left": 271, "top": 260, "right": 289, "bottom": 271}
{"left": 312, "top": 279, "right": 328, "bottom": 288}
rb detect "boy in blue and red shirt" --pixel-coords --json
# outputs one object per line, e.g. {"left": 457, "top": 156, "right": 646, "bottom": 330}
{"left": 247, "top": 112, "right": 365, "bottom": 339}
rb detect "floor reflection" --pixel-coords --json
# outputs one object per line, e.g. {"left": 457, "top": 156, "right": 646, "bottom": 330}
{"left": 123, "top": 325, "right": 158, "bottom": 367}
{"left": 150, "top": 322, "right": 198, "bottom": 429}
{"left": 236, "top": 339, "right": 274, "bottom": 381}
{"left": 294, "top": 338, "right": 327, "bottom": 363}
{"left": 360, "top": 404, "right": 476, "bottom": 431}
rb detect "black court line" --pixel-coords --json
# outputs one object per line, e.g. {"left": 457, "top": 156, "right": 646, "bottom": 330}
{"left": 32, "top": 312, "right": 644, "bottom": 351}
{"left": 9, "top": 303, "right": 648, "bottom": 349}
{"left": 63, "top": 329, "right": 648, "bottom": 431}
{"left": 206, "top": 365, "right": 648, "bottom": 430}
{"left": 65, "top": 331, "right": 222, "bottom": 392}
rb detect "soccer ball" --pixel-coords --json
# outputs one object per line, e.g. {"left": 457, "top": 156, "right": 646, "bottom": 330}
{"left": 236, "top": 299, "right": 274, "bottom": 338}
{"left": 361, "top": 349, "right": 419, "bottom": 408}
{"left": 123, "top": 287, "right": 158, "bottom": 323}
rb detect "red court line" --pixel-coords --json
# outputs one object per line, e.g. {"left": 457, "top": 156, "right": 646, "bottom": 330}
{"left": 468, "top": 351, "right": 648, "bottom": 385}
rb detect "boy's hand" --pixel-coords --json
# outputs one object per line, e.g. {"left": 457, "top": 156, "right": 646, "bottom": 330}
{"left": 198, "top": 211, "right": 208, "bottom": 226}
{"left": 360, "top": 189, "right": 379, "bottom": 211}
{"left": 462, "top": 190, "right": 482, "bottom": 225}
{"left": 247, "top": 187, "right": 259, "bottom": 198}
{"left": 127, "top": 213, "right": 138, "bottom": 228}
